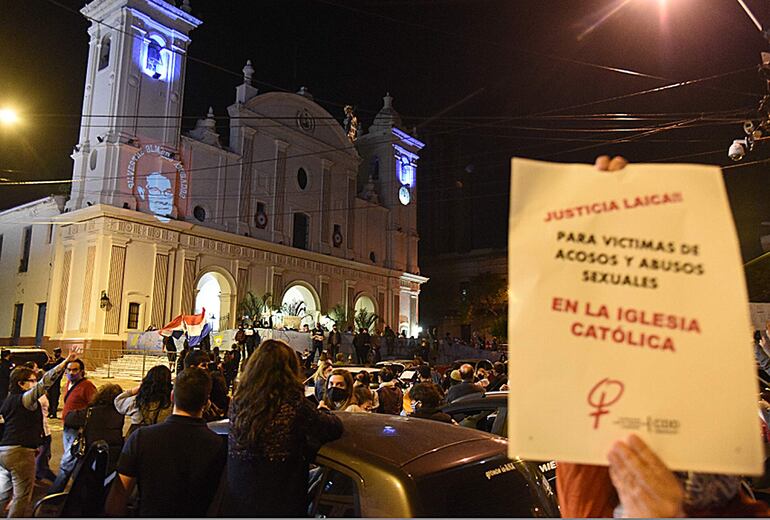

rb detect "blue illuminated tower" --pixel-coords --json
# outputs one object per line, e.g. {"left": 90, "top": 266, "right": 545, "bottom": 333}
{"left": 67, "top": 0, "right": 201, "bottom": 212}
{"left": 356, "top": 94, "right": 424, "bottom": 274}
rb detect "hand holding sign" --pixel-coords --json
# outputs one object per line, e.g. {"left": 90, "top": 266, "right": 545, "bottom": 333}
{"left": 607, "top": 435, "right": 685, "bottom": 518}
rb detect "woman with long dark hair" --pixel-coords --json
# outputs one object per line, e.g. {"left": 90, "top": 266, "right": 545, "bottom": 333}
{"left": 223, "top": 339, "right": 343, "bottom": 517}
{"left": 114, "top": 365, "right": 172, "bottom": 436}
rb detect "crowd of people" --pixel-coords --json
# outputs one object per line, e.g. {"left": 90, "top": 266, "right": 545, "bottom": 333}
{"left": 0, "top": 330, "right": 515, "bottom": 517}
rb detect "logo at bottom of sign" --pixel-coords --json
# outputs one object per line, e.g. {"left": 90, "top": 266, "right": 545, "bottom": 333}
{"left": 613, "top": 416, "right": 681, "bottom": 435}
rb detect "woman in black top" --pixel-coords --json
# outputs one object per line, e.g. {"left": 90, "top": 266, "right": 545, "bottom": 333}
{"left": 224, "top": 339, "right": 343, "bottom": 517}
{"left": 65, "top": 383, "right": 124, "bottom": 473}
{"left": 0, "top": 349, "right": 75, "bottom": 516}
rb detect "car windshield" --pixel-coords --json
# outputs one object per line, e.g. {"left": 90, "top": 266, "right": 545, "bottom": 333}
{"left": 413, "top": 457, "right": 555, "bottom": 517}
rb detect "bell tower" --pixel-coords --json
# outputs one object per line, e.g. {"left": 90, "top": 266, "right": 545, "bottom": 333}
{"left": 67, "top": 0, "right": 201, "bottom": 214}
{"left": 356, "top": 94, "right": 424, "bottom": 274}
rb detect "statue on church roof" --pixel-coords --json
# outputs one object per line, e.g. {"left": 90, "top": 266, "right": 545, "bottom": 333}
{"left": 343, "top": 105, "right": 359, "bottom": 142}
{"left": 188, "top": 106, "right": 222, "bottom": 148}
{"left": 360, "top": 174, "right": 379, "bottom": 204}
{"left": 243, "top": 59, "right": 254, "bottom": 85}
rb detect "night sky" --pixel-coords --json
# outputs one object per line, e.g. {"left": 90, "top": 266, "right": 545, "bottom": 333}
{"left": 2, "top": 0, "right": 770, "bottom": 261}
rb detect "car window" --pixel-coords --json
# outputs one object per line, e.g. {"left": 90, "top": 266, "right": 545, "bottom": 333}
{"left": 415, "top": 457, "right": 555, "bottom": 517}
{"left": 309, "top": 466, "right": 361, "bottom": 518}
{"left": 447, "top": 407, "right": 498, "bottom": 433}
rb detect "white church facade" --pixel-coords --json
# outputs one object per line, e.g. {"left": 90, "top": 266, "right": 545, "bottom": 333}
{"left": 0, "top": 0, "right": 427, "bottom": 353}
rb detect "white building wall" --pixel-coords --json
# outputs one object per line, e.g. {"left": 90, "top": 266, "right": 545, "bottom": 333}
{"left": 0, "top": 197, "right": 64, "bottom": 345}
{"left": 45, "top": 204, "right": 422, "bottom": 354}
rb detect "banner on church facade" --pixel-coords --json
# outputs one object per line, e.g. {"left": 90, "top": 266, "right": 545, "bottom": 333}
{"left": 506, "top": 158, "right": 762, "bottom": 475}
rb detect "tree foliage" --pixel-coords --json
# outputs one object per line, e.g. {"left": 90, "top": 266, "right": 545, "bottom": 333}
{"left": 458, "top": 272, "right": 507, "bottom": 339}
{"left": 238, "top": 291, "right": 275, "bottom": 320}
{"left": 328, "top": 303, "right": 349, "bottom": 327}
{"left": 282, "top": 300, "right": 308, "bottom": 318}
{"left": 354, "top": 308, "right": 379, "bottom": 332}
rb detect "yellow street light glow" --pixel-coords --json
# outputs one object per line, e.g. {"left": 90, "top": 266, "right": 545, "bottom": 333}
{"left": 0, "top": 108, "right": 19, "bottom": 126}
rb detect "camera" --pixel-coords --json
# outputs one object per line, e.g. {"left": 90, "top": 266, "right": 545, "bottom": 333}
{"left": 728, "top": 139, "right": 749, "bottom": 161}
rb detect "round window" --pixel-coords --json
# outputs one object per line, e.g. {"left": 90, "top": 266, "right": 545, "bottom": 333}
{"left": 193, "top": 205, "right": 206, "bottom": 222}
{"left": 255, "top": 211, "right": 268, "bottom": 229}
{"left": 89, "top": 149, "right": 98, "bottom": 171}
{"left": 297, "top": 168, "right": 308, "bottom": 190}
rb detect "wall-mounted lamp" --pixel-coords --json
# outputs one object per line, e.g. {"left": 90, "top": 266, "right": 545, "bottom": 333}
{"left": 99, "top": 291, "right": 111, "bottom": 310}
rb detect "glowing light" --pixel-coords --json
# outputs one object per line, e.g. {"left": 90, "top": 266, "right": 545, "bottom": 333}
{"left": 657, "top": 0, "right": 668, "bottom": 25}
{"left": 737, "top": 0, "right": 763, "bottom": 32}
{"left": 577, "top": 0, "right": 634, "bottom": 41}
{"left": 0, "top": 108, "right": 19, "bottom": 125}
{"left": 140, "top": 35, "right": 171, "bottom": 81}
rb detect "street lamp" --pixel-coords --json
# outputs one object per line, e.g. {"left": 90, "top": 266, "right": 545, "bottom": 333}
{"left": 0, "top": 108, "right": 18, "bottom": 126}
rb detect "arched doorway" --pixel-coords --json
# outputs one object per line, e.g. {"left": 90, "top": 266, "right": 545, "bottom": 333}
{"left": 354, "top": 294, "right": 378, "bottom": 332}
{"left": 354, "top": 295, "right": 376, "bottom": 314}
{"left": 194, "top": 269, "right": 236, "bottom": 331}
{"left": 280, "top": 283, "right": 320, "bottom": 330}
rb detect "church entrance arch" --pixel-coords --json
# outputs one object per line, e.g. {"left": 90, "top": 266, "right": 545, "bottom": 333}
{"left": 194, "top": 268, "right": 236, "bottom": 332}
{"left": 280, "top": 282, "right": 320, "bottom": 330}
{"left": 353, "top": 294, "right": 378, "bottom": 331}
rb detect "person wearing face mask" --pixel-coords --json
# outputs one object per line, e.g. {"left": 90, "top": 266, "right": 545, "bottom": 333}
{"left": 0, "top": 348, "right": 77, "bottom": 516}
{"left": 49, "top": 358, "right": 97, "bottom": 494}
{"left": 322, "top": 369, "right": 365, "bottom": 412}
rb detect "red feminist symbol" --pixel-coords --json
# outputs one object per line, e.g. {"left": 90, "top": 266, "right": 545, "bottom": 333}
{"left": 587, "top": 378, "right": 625, "bottom": 430}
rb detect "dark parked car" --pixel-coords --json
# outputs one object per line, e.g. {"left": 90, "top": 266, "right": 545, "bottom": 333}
{"left": 441, "top": 391, "right": 557, "bottom": 492}
{"left": 6, "top": 347, "right": 50, "bottom": 368}
{"left": 208, "top": 412, "right": 559, "bottom": 517}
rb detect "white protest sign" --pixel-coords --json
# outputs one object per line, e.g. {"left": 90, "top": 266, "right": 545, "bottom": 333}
{"left": 507, "top": 158, "right": 763, "bottom": 475}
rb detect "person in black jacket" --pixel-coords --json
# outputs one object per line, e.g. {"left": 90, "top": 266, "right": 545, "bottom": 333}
{"left": 353, "top": 328, "right": 371, "bottom": 365}
{"left": 42, "top": 348, "right": 65, "bottom": 418}
{"left": 0, "top": 350, "right": 12, "bottom": 403}
{"left": 244, "top": 327, "right": 260, "bottom": 360}
{"left": 0, "top": 349, "right": 75, "bottom": 516}
{"left": 64, "top": 383, "right": 125, "bottom": 474}
{"left": 486, "top": 362, "right": 508, "bottom": 392}
{"left": 327, "top": 324, "right": 342, "bottom": 360}
{"left": 446, "top": 363, "right": 485, "bottom": 403}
